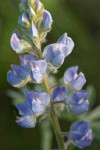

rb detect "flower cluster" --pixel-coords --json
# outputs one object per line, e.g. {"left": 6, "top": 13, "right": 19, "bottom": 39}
{"left": 7, "top": 54, "right": 47, "bottom": 87}
{"left": 7, "top": 0, "right": 93, "bottom": 149}
{"left": 52, "top": 66, "right": 88, "bottom": 114}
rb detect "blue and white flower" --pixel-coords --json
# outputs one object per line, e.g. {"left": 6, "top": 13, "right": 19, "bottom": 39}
{"left": 7, "top": 65, "right": 30, "bottom": 88}
{"left": 69, "top": 120, "right": 93, "bottom": 148}
{"left": 42, "top": 33, "right": 74, "bottom": 68}
{"left": 67, "top": 90, "right": 89, "bottom": 114}
{"left": 16, "top": 90, "right": 50, "bottom": 128}
{"left": 7, "top": 54, "right": 37, "bottom": 87}
{"left": 64, "top": 66, "right": 86, "bottom": 90}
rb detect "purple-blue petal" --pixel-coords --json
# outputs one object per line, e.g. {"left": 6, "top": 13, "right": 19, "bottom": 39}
{"left": 11, "top": 64, "right": 29, "bottom": 79}
{"left": 70, "top": 100, "right": 89, "bottom": 115}
{"left": 30, "top": 21, "right": 38, "bottom": 37}
{"left": 69, "top": 131, "right": 85, "bottom": 141}
{"left": 75, "top": 139, "right": 92, "bottom": 148}
{"left": 64, "top": 66, "right": 78, "bottom": 83}
{"left": 16, "top": 116, "right": 36, "bottom": 128}
{"left": 57, "top": 33, "right": 74, "bottom": 55}
{"left": 10, "top": 30, "right": 24, "bottom": 52}
{"left": 30, "top": 60, "right": 47, "bottom": 73}
{"left": 39, "top": 92, "right": 50, "bottom": 106}
{"left": 16, "top": 90, "right": 48, "bottom": 116}
{"left": 74, "top": 129, "right": 93, "bottom": 148}
{"left": 42, "top": 44, "right": 65, "bottom": 67}
{"left": 69, "top": 120, "right": 89, "bottom": 141}
{"left": 52, "top": 52, "right": 64, "bottom": 67}
{"left": 67, "top": 90, "right": 87, "bottom": 105}
{"left": 51, "top": 86, "right": 67, "bottom": 101}
{"left": 16, "top": 99, "right": 33, "bottom": 116}
{"left": 30, "top": 70, "right": 43, "bottom": 83}
{"left": 7, "top": 70, "right": 21, "bottom": 85}
{"left": 57, "top": 33, "right": 68, "bottom": 44}
{"left": 70, "top": 120, "right": 89, "bottom": 133}
{"left": 19, "top": 54, "right": 37, "bottom": 71}
{"left": 70, "top": 72, "right": 86, "bottom": 90}
{"left": 32, "top": 100, "right": 45, "bottom": 114}
{"left": 42, "top": 10, "right": 52, "bottom": 29}
{"left": 10, "top": 30, "right": 32, "bottom": 53}
{"left": 25, "top": 91, "right": 50, "bottom": 107}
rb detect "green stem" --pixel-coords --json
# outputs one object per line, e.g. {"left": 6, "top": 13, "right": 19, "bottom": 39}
{"left": 43, "top": 74, "right": 66, "bottom": 150}
{"left": 36, "top": 46, "right": 66, "bottom": 150}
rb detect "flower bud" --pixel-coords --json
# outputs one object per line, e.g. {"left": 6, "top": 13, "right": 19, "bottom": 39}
{"left": 30, "top": 21, "right": 38, "bottom": 38}
{"left": 28, "top": 6, "right": 36, "bottom": 20}
{"left": 28, "top": 0, "right": 43, "bottom": 13}
{"left": 39, "top": 10, "right": 53, "bottom": 32}
{"left": 19, "top": 0, "right": 27, "bottom": 12}
{"left": 18, "top": 12, "right": 30, "bottom": 29}
{"left": 10, "top": 30, "right": 32, "bottom": 53}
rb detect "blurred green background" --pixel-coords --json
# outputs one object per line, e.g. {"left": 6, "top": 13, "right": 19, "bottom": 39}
{"left": 0, "top": 0, "right": 100, "bottom": 150}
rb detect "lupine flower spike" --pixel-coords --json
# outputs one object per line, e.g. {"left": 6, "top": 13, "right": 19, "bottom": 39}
{"left": 7, "top": 0, "right": 93, "bottom": 149}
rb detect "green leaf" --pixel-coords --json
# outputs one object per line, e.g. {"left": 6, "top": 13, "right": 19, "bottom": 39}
{"left": 86, "top": 84, "right": 96, "bottom": 109}
{"left": 84, "top": 106, "right": 100, "bottom": 122}
{"left": 91, "top": 122, "right": 100, "bottom": 140}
